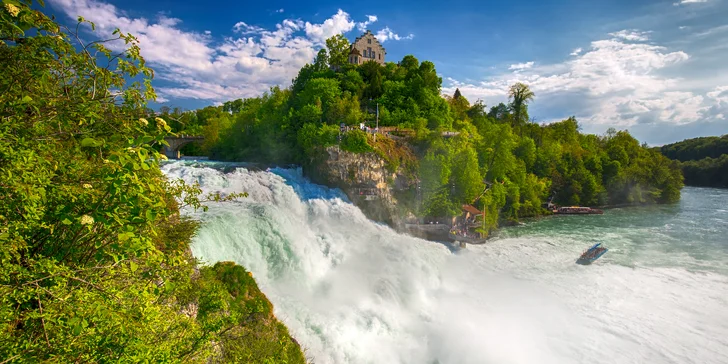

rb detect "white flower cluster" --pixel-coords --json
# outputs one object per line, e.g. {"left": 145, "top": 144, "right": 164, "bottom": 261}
{"left": 5, "top": 4, "right": 20, "bottom": 17}
{"left": 80, "top": 215, "right": 94, "bottom": 225}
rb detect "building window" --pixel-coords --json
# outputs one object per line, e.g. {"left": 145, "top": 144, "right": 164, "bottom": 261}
{"left": 367, "top": 47, "right": 372, "bottom": 58}
{"left": 368, "top": 38, "right": 372, "bottom": 44}
{"left": 372, "top": 51, "right": 376, "bottom": 59}
{"left": 379, "top": 53, "right": 381, "bottom": 60}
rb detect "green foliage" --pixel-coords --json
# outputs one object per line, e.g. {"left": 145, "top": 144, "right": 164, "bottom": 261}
{"left": 340, "top": 129, "right": 373, "bottom": 153}
{"left": 678, "top": 154, "right": 728, "bottom": 188}
{"left": 297, "top": 123, "right": 339, "bottom": 156}
{"left": 191, "top": 262, "right": 306, "bottom": 364}
{"left": 659, "top": 134, "right": 728, "bottom": 188}
{"left": 660, "top": 134, "right": 728, "bottom": 162}
{"left": 325, "top": 34, "right": 350, "bottom": 69}
{"left": 0, "top": 3, "right": 302, "bottom": 363}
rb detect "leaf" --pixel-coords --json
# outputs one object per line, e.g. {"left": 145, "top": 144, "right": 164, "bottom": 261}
{"left": 20, "top": 95, "right": 32, "bottom": 103}
{"left": 130, "top": 261, "right": 138, "bottom": 273}
{"left": 81, "top": 137, "right": 100, "bottom": 147}
{"left": 61, "top": 218, "right": 72, "bottom": 225}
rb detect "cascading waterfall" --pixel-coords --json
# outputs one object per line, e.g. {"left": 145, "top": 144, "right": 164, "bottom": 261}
{"left": 162, "top": 161, "right": 728, "bottom": 364}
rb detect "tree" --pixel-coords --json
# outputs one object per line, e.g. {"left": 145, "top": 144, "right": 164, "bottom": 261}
{"left": 454, "top": 88, "right": 463, "bottom": 99}
{"left": 508, "top": 82, "right": 535, "bottom": 126}
{"left": 326, "top": 34, "right": 350, "bottom": 69}
{"left": 314, "top": 48, "right": 329, "bottom": 70}
{"left": 0, "top": 3, "right": 308, "bottom": 363}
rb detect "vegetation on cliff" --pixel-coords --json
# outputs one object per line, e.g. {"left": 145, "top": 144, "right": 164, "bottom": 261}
{"left": 658, "top": 135, "right": 728, "bottom": 188}
{"left": 0, "top": 2, "right": 304, "bottom": 362}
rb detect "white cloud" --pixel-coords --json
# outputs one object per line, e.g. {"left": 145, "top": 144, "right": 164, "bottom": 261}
{"left": 707, "top": 85, "right": 728, "bottom": 104}
{"left": 304, "top": 9, "right": 355, "bottom": 44}
{"left": 508, "top": 61, "right": 534, "bottom": 71}
{"left": 679, "top": 26, "right": 688, "bottom": 30}
{"left": 357, "top": 14, "right": 378, "bottom": 32}
{"left": 204, "top": 30, "right": 211, "bottom": 35}
{"left": 276, "top": 8, "right": 284, "bottom": 13}
{"left": 233, "top": 21, "right": 265, "bottom": 34}
{"left": 608, "top": 29, "right": 651, "bottom": 42}
{"left": 674, "top": 0, "right": 708, "bottom": 5}
{"left": 375, "top": 27, "right": 414, "bottom": 43}
{"left": 442, "top": 32, "right": 727, "bottom": 135}
{"left": 51, "top": 0, "right": 371, "bottom": 102}
{"left": 570, "top": 48, "right": 582, "bottom": 56}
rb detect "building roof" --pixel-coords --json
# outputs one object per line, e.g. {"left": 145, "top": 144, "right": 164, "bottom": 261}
{"left": 351, "top": 30, "right": 387, "bottom": 54}
{"left": 462, "top": 204, "right": 483, "bottom": 216}
{"left": 349, "top": 47, "right": 361, "bottom": 56}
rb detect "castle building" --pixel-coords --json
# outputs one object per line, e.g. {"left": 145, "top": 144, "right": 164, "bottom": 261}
{"left": 348, "top": 30, "right": 386, "bottom": 65}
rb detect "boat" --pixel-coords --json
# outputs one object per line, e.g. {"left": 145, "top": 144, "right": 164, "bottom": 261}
{"left": 553, "top": 206, "right": 604, "bottom": 215}
{"left": 576, "top": 243, "right": 608, "bottom": 265}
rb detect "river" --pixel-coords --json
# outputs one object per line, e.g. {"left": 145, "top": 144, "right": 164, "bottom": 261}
{"left": 161, "top": 161, "right": 728, "bottom": 364}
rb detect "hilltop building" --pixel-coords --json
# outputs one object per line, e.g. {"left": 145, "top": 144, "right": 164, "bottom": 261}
{"left": 348, "top": 30, "right": 386, "bottom": 65}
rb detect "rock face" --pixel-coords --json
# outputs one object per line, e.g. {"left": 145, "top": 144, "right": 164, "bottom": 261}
{"left": 304, "top": 146, "right": 415, "bottom": 229}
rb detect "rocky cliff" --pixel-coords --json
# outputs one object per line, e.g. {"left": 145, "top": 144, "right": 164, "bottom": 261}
{"left": 304, "top": 144, "right": 417, "bottom": 229}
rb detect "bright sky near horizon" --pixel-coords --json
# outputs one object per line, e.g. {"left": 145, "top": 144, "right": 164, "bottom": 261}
{"left": 47, "top": 0, "right": 728, "bottom": 145}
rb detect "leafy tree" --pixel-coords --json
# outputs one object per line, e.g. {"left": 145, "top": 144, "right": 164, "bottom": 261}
{"left": 508, "top": 82, "right": 534, "bottom": 126}
{"left": 314, "top": 48, "right": 329, "bottom": 70}
{"left": 0, "top": 3, "right": 302, "bottom": 362}
{"left": 326, "top": 34, "right": 350, "bottom": 69}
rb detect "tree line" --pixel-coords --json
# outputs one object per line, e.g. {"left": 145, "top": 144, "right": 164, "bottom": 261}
{"left": 658, "top": 135, "right": 728, "bottom": 188}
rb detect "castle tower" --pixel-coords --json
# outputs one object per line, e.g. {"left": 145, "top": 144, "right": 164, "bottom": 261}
{"left": 348, "top": 30, "right": 386, "bottom": 65}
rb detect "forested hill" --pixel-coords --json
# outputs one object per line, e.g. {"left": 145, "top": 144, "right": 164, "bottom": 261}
{"left": 658, "top": 135, "right": 728, "bottom": 188}
{"left": 159, "top": 35, "right": 683, "bottom": 232}
{"left": 660, "top": 135, "right": 728, "bottom": 161}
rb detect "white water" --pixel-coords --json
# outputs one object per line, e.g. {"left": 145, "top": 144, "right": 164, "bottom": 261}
{"left": 162, "top": 161, "right": 728, "bottom": 364}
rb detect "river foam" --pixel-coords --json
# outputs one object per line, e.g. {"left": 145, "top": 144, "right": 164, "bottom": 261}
{"left": 162, "top": 161, "right": 728, "bottom": 364}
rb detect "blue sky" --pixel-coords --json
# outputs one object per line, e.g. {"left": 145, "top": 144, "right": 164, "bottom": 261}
{"left": 47, "top": 0, "right": 728, "bottom": 145}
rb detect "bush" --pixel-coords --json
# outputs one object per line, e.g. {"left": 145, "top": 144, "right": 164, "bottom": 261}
{"left": 341, "top": 129, "right": 373, "bottom": 153}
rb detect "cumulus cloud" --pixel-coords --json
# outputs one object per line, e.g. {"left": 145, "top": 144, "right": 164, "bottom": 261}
{"left": 357, "top": 15, "right": 378, "bottom": 31}
{"left": 233, "top": 21, "right": 265, "bottom": 34}
{"left": 442, "top": 31, "right": 727, "bottom": 140}
{"left": 49, "top": 1, "right": 387, "bottom": 103}
{"left": 304, "top": 9, "right": 355, "bottom": 44}
{"left": 570, "top": 48, "right": 582, "bottom": 56}
{"left": 608, "top": 29, "right": 651, "bottom": 42}
{"left": 509, "top": 61, "right": 534, "bottom": 71}
{"left": 375, "top": 27, "right": 414, "bottom": 42}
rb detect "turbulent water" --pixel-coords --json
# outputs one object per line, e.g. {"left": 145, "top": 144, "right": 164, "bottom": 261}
{"left": 161, "top": 161, "right": 728, "bottom": 364}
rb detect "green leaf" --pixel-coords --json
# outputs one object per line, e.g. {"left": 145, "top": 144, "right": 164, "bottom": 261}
{"left": 20, "top": 95, "right": 32, "bottom": 103}
{"left": 80, "top": 137, "right": 101, "bottom": 147}
{"left": 61, "top": 218, "right": 72, "bottom": 225}
{"left": 130, "top": 261, "right": 138, "bottom": 273}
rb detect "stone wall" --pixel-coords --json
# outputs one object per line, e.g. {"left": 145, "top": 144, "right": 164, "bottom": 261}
{"left": 351, "top": 30, "right": 386, "bottom": 65}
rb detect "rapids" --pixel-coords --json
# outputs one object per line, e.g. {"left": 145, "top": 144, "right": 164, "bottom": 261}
{"left": 162, "top": 161, "right": 728, "bottom": 364}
